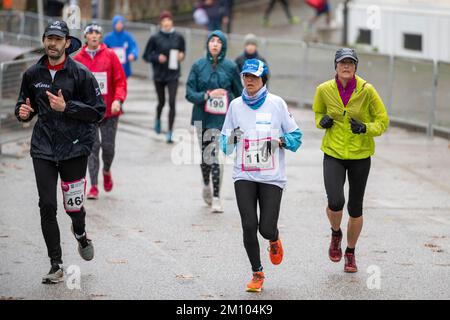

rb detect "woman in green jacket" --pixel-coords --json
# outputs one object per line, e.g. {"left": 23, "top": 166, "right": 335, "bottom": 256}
{"left": 313, "top": 48, "right": 389, "bottom": 273}
{"left": 186, "top": 30, "right": 242, "bottom": 213}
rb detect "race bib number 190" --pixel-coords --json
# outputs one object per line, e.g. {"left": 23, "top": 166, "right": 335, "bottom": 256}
{"left": 242, "top": 138, "right": 275, "bottom": 172}
{"left": 61, "top": 178, "right": 86, "bottom": 212}
{"left": 205, "top": 93, "right": 228, "bottom": 115}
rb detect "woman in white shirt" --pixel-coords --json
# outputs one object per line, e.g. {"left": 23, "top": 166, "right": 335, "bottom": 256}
{"left": 221, "top": 59, "right": 302, "bottom": 292}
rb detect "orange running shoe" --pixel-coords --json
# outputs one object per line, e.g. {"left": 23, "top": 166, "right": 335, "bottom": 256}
{"left": 269, "top": 239, "right": 284, "bottom": 265}
{"left": 246, "top": 271, "right": 265, "bottom": 292}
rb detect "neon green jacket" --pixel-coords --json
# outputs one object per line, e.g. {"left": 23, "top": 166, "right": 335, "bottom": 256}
{"left": 312, "top": 75, "right": 389, "bottom": 160}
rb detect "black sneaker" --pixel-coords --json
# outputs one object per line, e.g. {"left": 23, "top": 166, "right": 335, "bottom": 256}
{"left": 71, "top": 225, "right": 94, "bottom": 261}
{"left": 42, "top": 264, "right": 64, "bottom": 284}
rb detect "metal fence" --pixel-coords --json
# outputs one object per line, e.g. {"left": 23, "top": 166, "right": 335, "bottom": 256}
{"left": 0, "top": 57, "right": 38, "bottom": 153}
{"left": 0, "top": 9, "right": 449, "bottom": 145}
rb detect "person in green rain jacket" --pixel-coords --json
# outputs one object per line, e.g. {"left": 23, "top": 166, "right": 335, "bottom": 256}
{"left": 313, "top": 48, "right": 389, "bottom": 274}
{"left": 186, "top": 29, "right": 242, "bottom": 214}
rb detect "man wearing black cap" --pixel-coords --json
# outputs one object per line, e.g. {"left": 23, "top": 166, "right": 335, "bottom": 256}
{"left": 15, "top": 20, "right": 105, "bottom": 284}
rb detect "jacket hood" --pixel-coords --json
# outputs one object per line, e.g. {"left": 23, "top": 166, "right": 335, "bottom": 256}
{"left": 67, "top": 36, "right": 82, "bottom": 54}
{"left": 206, "top": 30, "right": 227, "bottom": 63}
{"left": 112, "top": 15, "right": 126, "bottom": 33}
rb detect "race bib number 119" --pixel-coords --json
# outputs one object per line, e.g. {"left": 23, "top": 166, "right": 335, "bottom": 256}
{"left": 242, "top": 138, "right": 275, "bottom": 172}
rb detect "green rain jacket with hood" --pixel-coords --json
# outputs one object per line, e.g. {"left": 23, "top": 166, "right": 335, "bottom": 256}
{"left": 186, "top": 30, "right": 243, "bottom": 129}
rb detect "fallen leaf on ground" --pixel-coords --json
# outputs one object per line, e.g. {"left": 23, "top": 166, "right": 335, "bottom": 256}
{"left": 176, "top": 274, "right": 195, "bottom": 280}
{"left": 107, "top": 259, "right": 128, "bottom": 264}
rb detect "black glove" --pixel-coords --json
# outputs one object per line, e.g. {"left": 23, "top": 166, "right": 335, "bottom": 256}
{"left": 228, "top": 127, "right": 244, "bottom": 145}
{"left": 261, "top": 139, "right": 280, "bottom": 161}
{"left": 320, "top": 115, "right": 334, "bottom": 129}
{"left": 350, "top": 118, "right": 366, "bottom": 134}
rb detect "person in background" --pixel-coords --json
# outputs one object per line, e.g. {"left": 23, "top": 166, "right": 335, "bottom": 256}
{"left": 186, "top": 30, "right": 242, "bottom": 213}
{"left": 263, "top": 0, "right": 300, "bottom": 27}
{"left": 103, "top": 15, "right": 139, "bottom": 79}
{"left": 143, "top": 10, "right": 186, "bottom": 144}
{"left": 306, "top": 0, "right": 332, "bottom": 32}
{"left": 235, "top": 34, "right": 269, "bottom": 79}
{"left": 74, "top": 24, "right": 127, "bottom": 200}
{"left": 202, "top": 0, "right": 231, "bottom": 31}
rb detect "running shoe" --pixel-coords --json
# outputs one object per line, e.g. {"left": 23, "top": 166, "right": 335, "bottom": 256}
{"left": 290, "top": 16, "right": 301, "bottom": 25}
{"left": 246, "top": 271, "right": 265, "bottom": 292}
{"left": 103, "top": 171, "right": 113, "bottom": 192}
{"left": 344, "top": 252, "right": 358, "bottom": 273}
{"left": 87, "top": 185, "right": 99, "bottom": 200}
{"left": 202, "top": 185, "right": 212, "bottom": 206}
{"left": 71, "top": 225, "right": 94, "bottom": 261}
{"left": 155, "top": 119, "right": 161, "bottom": 134}
{"left": 211, "top": 197, "right": 223, "bottom": 213}
{"left": 42, "top": 264, "right": 64, "bottom": 284}
{"left": 269, "top": 239, "right": 284, "bottom": 265}
{"left": 329, "top": 231, "right": 343, "bottom": 262}
{"left": 166, "top": 131, "right": 173, "bottom": 144}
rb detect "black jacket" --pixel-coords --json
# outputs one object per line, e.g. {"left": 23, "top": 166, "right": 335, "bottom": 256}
{"left": 235, "top": 51, "right": 269, "bottom": 75}
{"left": 15, "top": 55, "right": 106, "bottom": 162}
{"left": 142, "top": 30, "right": 186, "bottom": 82}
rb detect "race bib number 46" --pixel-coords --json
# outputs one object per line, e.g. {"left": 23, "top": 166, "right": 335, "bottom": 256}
{"left": 61, "top": 178, "right": 86, "bottom": 212}
{"left": 205, "top": 93, "right": 228, "bottom": 115}
{"left": 242, "top": 138, "right": 275, "bottom": 172}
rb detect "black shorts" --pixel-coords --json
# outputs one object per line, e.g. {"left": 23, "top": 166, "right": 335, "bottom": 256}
{"left": 323, "top": 153, "right": 371, "bottom": 218}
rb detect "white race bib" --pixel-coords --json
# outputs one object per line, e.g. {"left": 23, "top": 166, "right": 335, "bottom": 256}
{"left": 242, "top": 138, "right": 275, "bottom": 172}
{"left": 113, "top": 47, "right": 126, "bottom": 64}
{"left": 93, "top": 72, "right": 108, "bottom": 95}
{"left": 205, "top": 93, "right": 228, "bottom": 115}
{"left": 61, "top": 178, "right": 86, "bottom": 212}
{"left": 169, "top": 49, "right": 179, "bottom": 70}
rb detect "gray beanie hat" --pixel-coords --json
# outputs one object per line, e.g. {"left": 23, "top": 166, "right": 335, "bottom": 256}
{"left": 244, "top": 33, "right": 258, "bottom": 46}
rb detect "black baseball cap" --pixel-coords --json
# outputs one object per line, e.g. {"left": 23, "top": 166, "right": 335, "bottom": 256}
{"left": 43, "top": 20, "right": 82, "bottom": 54}
{"left": 334, "top": 48, "right": 358, "bottom": 68}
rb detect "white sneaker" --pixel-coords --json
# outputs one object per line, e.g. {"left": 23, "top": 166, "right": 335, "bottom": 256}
{"left": 211, "top": 197, "right": 224, "bottom": 213}
{"left": 203, "top": 185, "right": 212, "bottom": 206}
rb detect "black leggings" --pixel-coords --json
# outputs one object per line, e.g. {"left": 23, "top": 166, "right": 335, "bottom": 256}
{"left": 323, "top": 154, "right": 371, "bottom": 218}
{"left": 198, "top": 128, "right": 221, "bottom": 198}
{"left": 234, "top": 180, "right": 283, "bottom": 272}
{"left": 154, "top": 79, "right": 179, "bottom": 132}
{"left": 33, "top": 156, "right": 88, "bottom": 265}
{"left": 264, "top": 0, "right": 293, "bottom": 20}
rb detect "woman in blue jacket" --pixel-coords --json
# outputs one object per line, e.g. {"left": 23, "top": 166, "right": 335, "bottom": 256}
{"left": 186, "top": 30, "right": 242, "bottom": 213}
{"left": 103, "top": 15, "right": 139, "bottom": 78}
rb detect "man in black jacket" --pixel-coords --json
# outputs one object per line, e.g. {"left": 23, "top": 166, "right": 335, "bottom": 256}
{"left": 143, "top": 10, "right": 185, "bottom": 143}
{"left": 15, "top": 20, "right": 105, "bottom": 284}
